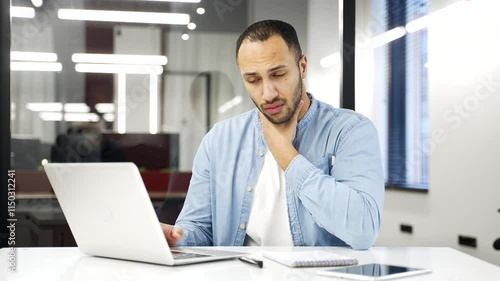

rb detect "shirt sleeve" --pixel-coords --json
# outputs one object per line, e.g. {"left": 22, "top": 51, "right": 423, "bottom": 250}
{"left": 174, "top": 132, "right": 214, "bottom": 246}
{"left": 285, "top": 118, "right": 384, "bottom": 250}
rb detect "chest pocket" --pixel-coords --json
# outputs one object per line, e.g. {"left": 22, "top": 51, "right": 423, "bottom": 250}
{"left": 312, "top": 154, "right": 333, "bottom": 176}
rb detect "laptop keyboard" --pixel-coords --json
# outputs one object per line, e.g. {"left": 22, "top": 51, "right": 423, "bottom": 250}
{"left": 171, "top": 250, "right": 212, "bottom": 260}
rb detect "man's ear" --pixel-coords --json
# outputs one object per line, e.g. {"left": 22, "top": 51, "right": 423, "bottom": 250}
{"left": 300, "top": 55, "right": 308, "bottom": 79}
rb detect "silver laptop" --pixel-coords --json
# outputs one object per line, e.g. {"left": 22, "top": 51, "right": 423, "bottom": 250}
{"left": 44, "top": 162, "right": 247, "bottom": 265}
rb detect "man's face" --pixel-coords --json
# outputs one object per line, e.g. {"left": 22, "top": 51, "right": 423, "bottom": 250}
{"left": 237, "top": 35, "right": 307, "bottom": 124}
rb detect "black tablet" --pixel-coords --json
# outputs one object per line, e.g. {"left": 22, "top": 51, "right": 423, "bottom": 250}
{"left": 317, "top": 263, "right": 431, "bottom": 280}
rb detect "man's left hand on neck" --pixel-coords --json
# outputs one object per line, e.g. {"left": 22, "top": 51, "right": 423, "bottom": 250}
{"left": 260, "top": 100, "right": 304, "bottom": 171}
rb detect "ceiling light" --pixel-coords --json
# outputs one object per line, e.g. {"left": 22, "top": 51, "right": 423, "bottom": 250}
{"left": 72, "top": 53, "right": 167, "bottom": 65}
{"left": 11, "top": 51, "right": 58, "bottom": 62}
{"left": 405, "top": 15, "right": 431, "bottom": 33}
{"left": 64, "top": 103, "right": 90, "bottom": 113}
{"left": 39, "top": 112, "right": 100, "bottom": 122}
{"left": 370, "top": 27, "right": 407, "bottom": 48}
{"left": 181, "top": 33, "right": 189, "bottom": 40}
{"left": 144, "top": 0, "right": 201, "bottom": 2}
{"left": 95, "top": 103, "right": 115, "bottom": 113}
{"left": 117, "top": 73, "right": 126, "bottom": 134}
{"left": 11, "top": 7, "right": 35, "bottom": 18}
{"left": 218, "top": 96, "right": 243, "bottom": 114}
{"left": 58, "top": 9, "right": 190, "bottom": 25}
{"left": 187, "top": 22, "right": 197, "bottom": 30}
{"left": 39, "top": 112, "right": 63, "bottom": 121}
{"left": 149, "top": 75, "right": 158, "bottom": 135}
{"left": 31, "top": 0, "right": 43, "bottom": 8}
{"left": 320, "top": 52, "right": 340, "bottom": 68}
{"left": 27, "top": 103, "right": 63, "bottom": 112}
{"left": 64, "top": 113, "right": 100, "bottom": 122}
{"left": 196, "top": 8, "right": 206, "bottom": 15}
{"left": 75, "top": 63, "right": 163, "bottom": 75}
{"left": 11, "top": 62, "right": 62, "bottom": 72}
{"left": 103, "top": 113, "right": 115, "bottom": 122}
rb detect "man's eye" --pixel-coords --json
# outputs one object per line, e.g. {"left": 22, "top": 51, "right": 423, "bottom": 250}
{"left": 274, "top": 72, "right": 286, "bottom": 77}
{"left": 247, "top": 78, "right": 260, "bottom": 83}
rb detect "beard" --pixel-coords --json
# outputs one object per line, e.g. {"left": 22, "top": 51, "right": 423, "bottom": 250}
{"left": 256, "top": 76, "right": 303, "bottom": 125}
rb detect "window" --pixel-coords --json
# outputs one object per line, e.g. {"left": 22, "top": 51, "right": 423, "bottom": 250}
{"left": 386, "top": 0, "right": 429, "bottom": 190}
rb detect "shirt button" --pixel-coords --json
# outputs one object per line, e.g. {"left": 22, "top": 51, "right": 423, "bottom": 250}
{"left": 258, "top": 151, "right": 264, "bottom": 156}
{"left": 240, "top": 224, "right": 246, "bottom": 230}
{"left": 247, "top": 186, "right": 252, "bottom": 192}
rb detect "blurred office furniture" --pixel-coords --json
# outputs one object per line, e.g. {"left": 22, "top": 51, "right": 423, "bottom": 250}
{"left": 11, "top": 136, "right": 41, "bottom": 169}
{"left": 494, "top": 238, "right": 500, "bottom": 250}
{"left": 102, "top": 133, "right": 179, "bottom": 170}
{"left": 51, "top": 132, "right": 102, "bottom": 163}
{"left": 51, "top": 132, "right": 179, "bottom": 170}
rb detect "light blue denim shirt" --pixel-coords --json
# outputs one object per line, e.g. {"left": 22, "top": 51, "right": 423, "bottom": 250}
{"left": 175, "top": 95, "right": 384, "bottom": 250}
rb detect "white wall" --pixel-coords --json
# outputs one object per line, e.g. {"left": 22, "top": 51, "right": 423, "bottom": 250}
{"left": 375, "top": 0, "right": 500, "bottom": 266}
{"left": 306, "top": 0, "right": 340, "bottom": 107}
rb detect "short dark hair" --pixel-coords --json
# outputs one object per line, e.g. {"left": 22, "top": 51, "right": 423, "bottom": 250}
{"left": 236, "top": 20, "right": 302, "bottom": 62}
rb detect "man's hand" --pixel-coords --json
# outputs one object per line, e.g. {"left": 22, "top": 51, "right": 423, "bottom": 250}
{"left": 260, "top": 100, "right": 304, "bottom": 170}
{"left": 160, "top": 223, "right": 184, "bottom": 246}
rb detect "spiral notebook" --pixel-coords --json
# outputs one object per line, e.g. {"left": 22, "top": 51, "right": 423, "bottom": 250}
{"left": 263, "top": 250, "right": 358, "bottom": 268}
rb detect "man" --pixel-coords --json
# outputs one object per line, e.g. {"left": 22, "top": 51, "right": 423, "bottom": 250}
{"left": 161, "top": 20, "right": 384, "bottom": 250}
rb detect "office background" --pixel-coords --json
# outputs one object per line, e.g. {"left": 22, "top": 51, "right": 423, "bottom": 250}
{"left": 1, "top": 0, "right": 499, "bottom": 266}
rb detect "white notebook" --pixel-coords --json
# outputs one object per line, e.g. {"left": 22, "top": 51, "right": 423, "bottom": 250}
{"left": 263, "top": 250, "right": 358, "bottom": 268}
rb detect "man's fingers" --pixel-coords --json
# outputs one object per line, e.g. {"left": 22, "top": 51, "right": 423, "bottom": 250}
{"left": 172, "top": 227, "right": 184, "bottom": 239}
{"left": 160, "top": 223, "right": 184, "bottom": 245}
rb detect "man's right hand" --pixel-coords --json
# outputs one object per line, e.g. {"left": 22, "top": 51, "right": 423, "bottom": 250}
{"left": 160, "top": 223, "right": 184, "bottom": 246}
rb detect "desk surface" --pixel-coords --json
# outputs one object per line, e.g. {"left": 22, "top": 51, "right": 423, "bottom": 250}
{"left": 1, "top": 247, "right": 499, "bottom": 280}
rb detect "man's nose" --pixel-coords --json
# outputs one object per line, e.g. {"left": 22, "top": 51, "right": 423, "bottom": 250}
{"left": 262, "top": 80, "right": 278, "bottom": 102}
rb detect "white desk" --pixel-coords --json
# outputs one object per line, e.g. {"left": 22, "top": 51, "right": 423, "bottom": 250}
{"left": 1, "top": 247, "right": 499, "bottom": 280}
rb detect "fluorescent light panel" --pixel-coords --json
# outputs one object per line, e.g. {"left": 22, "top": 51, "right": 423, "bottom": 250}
{"left": 11, "top": 51, "right": 58, "bottom": 62}
{"left": 370, "top": 27, "right": 407, "bottom": 48}
{"left": 320, "top": 52, "right": 340, "bottom": 68}
{"left": 218, "top": 96, "right": 243, "bottom": 114}
{"left": 405, "top": 15, "right": 432, "bottom": 33}
{"left": 27, "top": 103, "right": 90, "bottom": 113}
{"left": 145, "top": 0, "right": 201, "bottom": 2}
{"left": 11, "top": 62, "right": 62, "bottom": 72}
{"left": 72, "top": 53, "right": 167, "bottom": 65}
{"left": 64, "top": 113, "right": 99, "bottom": 122}
{"left": 103, "top": 113, "right": 115, "bottom": 122}
{"left": 39, "top": 112, "right": 63, "bottom": 121}
{"left": 11, "top": 7, "right": 35, "bottom": 18}
{"left": 95, "top": 103, "right": 115, "bottom": 113}
{"left": 75, "top": 63, "right": 163, "bottom": 75}
{"left": 149, "top": 75, "right": 158, "bottom": 134}
{"left": 64, "top": 103, "right": 90, "bottom": 113}
{"left": 117, "top": 73, "right": 126, "bottom": 134}
{"left": 58, "top": 9, "right": 190, "bottom": 25}
{"left": 39, "top": 112, "right": 100, "bottom": 122}
{"left": 31, "top": 0, "right": 44, "bottom": 8}
{"left": 27, "top": 103, "right": 63, "bottom": 112}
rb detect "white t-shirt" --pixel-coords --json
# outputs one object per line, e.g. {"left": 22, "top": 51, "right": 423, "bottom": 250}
{"left": 244, "top": 151, "right": 294, "bottom": 246}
